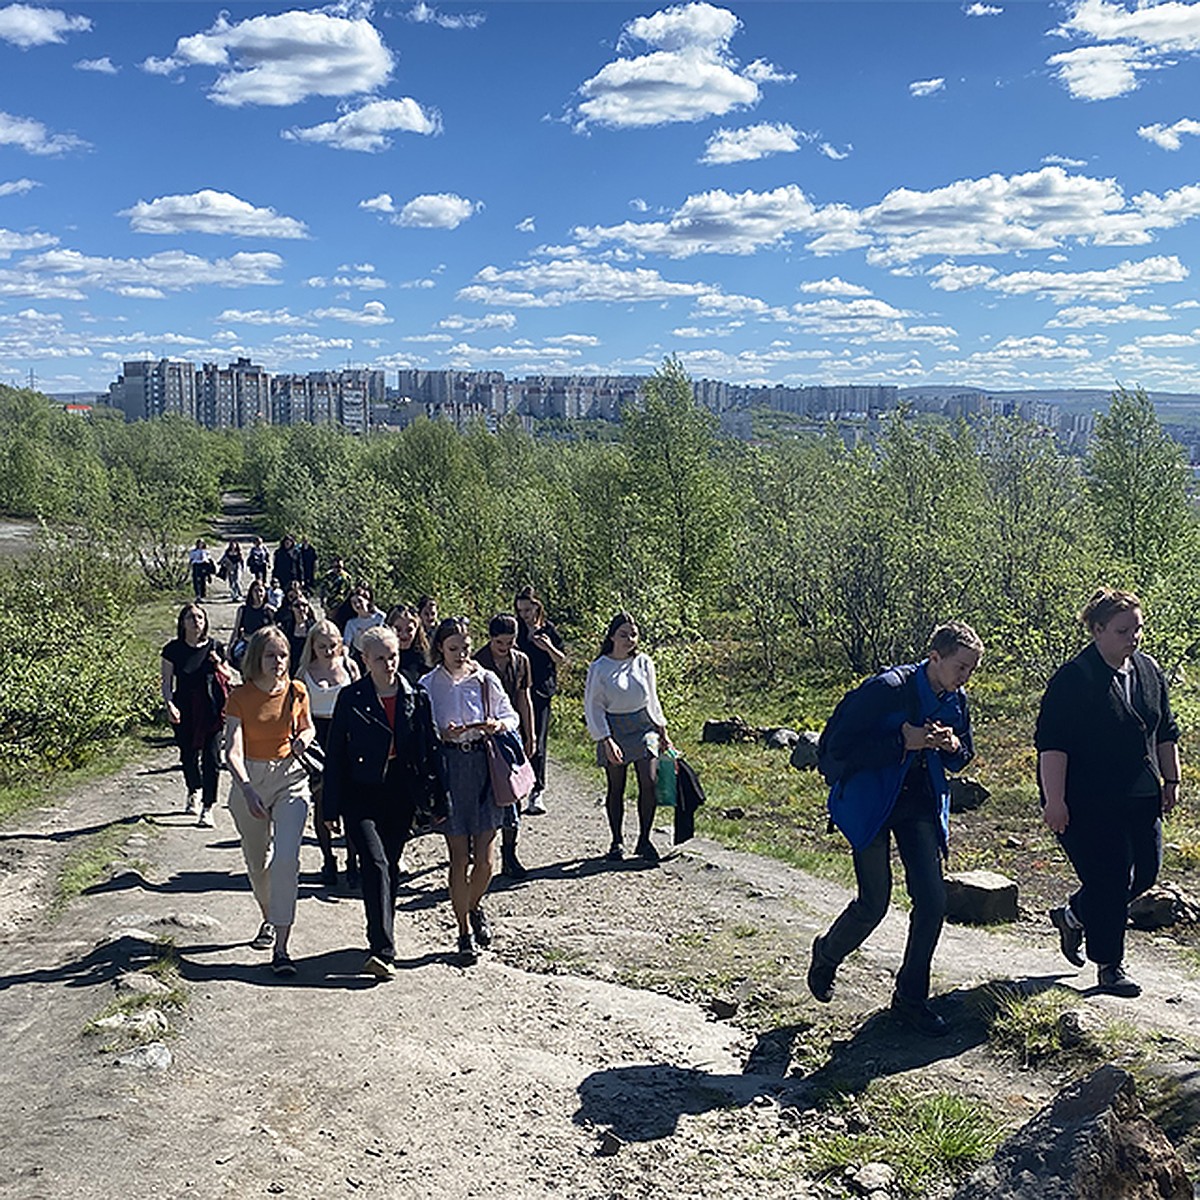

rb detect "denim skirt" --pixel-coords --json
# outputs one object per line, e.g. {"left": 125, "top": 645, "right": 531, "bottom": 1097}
{"left": 439, "top": 742, "right": 505, "bottom": 837}
{"left": 596, "top": 707, "right": 660, "bottom": 767}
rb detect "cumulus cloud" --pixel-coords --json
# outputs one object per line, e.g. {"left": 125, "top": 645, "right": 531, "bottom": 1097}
{"left": 1138, "top": 116, "right": 1200, "bottom": 150}
{"left": 0, "top": 3, "right": 89, "bottom": 47}
{"left": 570, "top": 2, "right": 790, "bottom": 130}
{"left": 0, "top": 110, "right": 86, "bottom": 155}
{"left": 964, "top": 3, "right": 1003, "bottom": 14}
{"left": 546, "top": 333, "right": 601, "bottom": 346}
{"left": 148, "top": 8, "right": 393, "bottom": 107}
{"left": 458, "top": 259, "right": 711, "bottom": 307}
{"left": 403, "top": 1, "right": 484, "bottom": 29}
{"left": 700, "top": 121, "right": 807, "bottom": 164}
{"left": 283, "top": 97, "right": 440, "bottom": 151}
{"left": 303, "top": 266, "right": 387, "bottom": 290}
{"left": 934, "top": 254, "right": 1187, "bottom": 303}
{"left": 1050, "top": 0, "right": 1200, "bottom": 100}
{"left": 819, "top": 142, "right": 851, "bottom": 160}
{"left": 0, "top": 227, "right": 57, "bottom": 257}
{"left": 396, "top": 193, "right": 481, "bottom": 229}
{"left": 1046, "top": 303, "right": 1174, "bottom": 327}
{"left": 909, "top": 77, "right": 945, "bottom": 97}
{"left": 359, "top": 193, "right": 396, "bottom": 214}
{"left": 799, "top": 277, "right": 872, "bottom": 296}
{"left": 516, "top": 217, "right": 536, "bottom": 233}
{"left": 0, "top": 177, "right": 38, "bottom": 196}
{"left": 74, "top": 55, "right": 116, "bottom": 73}
{"left": 1042, "top": 153, "right": 1088, "bottom": 167}
{"left": 216, "top": 308, "right": 308, "bottom": 326}
{"left": 121, "top": 190, "right": 308, "bottom": 238}
{"left": 437, "top": 312, "right": 517, "bottom": 332}
{"left": 310, "top": 300, "right": 392, "bottom": 325}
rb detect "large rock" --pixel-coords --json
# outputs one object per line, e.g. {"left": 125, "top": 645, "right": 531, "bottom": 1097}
{"left": 949, "top": 775, "right": 990, "bottom": 812}
{"left": 944, "top": 869, "right": 1018, "bottom": 924}
{"left": 701, "top": 717, "right": 757, "bottom": 745}
{"left": 1128, "top": 883, "right": 1200, "bottom": 930}
{"left": 789, "top": 731, "right": 821, "bottom": 770}
{"left": 762, "top": 727, "right": 799, "bottom": 750}
{"left": 953, "top": 1065, "right": 1191, "bottom": 1200}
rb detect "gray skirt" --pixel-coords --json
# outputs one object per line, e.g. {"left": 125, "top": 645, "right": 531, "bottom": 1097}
{"left": 596, "top": 707, "right": 660, "bottom": 767}
{"left": 439, "top": 743, "right": 505, "bottom": 838}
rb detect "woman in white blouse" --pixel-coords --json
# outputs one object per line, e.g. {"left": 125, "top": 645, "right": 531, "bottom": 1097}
{"left": 583, "top": 611, "right": 672, "bottom": 865}
{"left": 420, "top": 616, "right": 521, "bottom": 964}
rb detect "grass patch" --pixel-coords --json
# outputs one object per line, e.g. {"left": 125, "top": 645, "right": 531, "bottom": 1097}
{"left": 986, "top": 985, "right": 1140, "bottom": 1067}
{"left": 84, "top": 939, "right": 187, "bottom": 1048}
{"left": 806, "top": 1083, "right": 1005, "bottom": 1196}
{"left": 53, "top": 820, "right": 140, "bottom": 913}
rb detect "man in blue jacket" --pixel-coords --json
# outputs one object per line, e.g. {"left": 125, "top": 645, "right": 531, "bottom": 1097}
{"left": 807, "top": 621, "right": 982, "bottom": 1036}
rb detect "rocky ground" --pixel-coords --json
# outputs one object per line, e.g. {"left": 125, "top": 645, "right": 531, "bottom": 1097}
{"left": 3, "top": 576, "right": 1200, "bottom": 1199}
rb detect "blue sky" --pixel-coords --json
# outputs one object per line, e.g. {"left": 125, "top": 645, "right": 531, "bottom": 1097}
{"left": 4, "top": 0, "right": 1200, "bottom": 395}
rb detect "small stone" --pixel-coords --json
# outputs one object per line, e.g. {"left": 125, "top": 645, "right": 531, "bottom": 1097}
{"left": 152, "top": 912, "right": 222, "bottom": 931}
{"left": 596, "top": 1130, "right": 624, "bottom": 1157}
{"left": 709, "top": 996, "right": 739, "bottom": 1020}
{"left": 93, "top": 1009, "right": 169, "bottom": 1036}
{"left": 267, "top": 1184, "right": 285, "bottom": 1195}
{"left": 944, "top": 870, "right": 1019, "bottom": 924}
{"left": 949, "top": 776, "right": 990, "bottom": 812}
{"left": 114, "top": 1041, "right": 172, "bottom": 1070}
{"left": 723, "top": 807, "right": 745, "bottom": 820}
{"left": 1005, "top": 836, "right": 1025, "bottom": 850}
{"left": 789, "top": 731, "right": 821, "bottom": 770}
{"left": 852, "top": 1162, "right": 896, "bottom": 1193}
{"left": 763, "top": 727, "right": 800, "bottom": 750}
{"left": 114, "top": 972, "right": 171, "bottom": 997}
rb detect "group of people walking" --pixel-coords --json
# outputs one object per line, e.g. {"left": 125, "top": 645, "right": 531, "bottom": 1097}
{"left": 805, "top": 587, "right": 1181, "bottom": 1037}
{"left": 165, "top": 546, "right": 1182, "bottom": 1016}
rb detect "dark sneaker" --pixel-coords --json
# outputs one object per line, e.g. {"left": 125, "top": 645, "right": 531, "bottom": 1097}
{"left": 250, "top": 921, "right": 274, "bottom": 950}
{"left": 889, "top": 993, "right": 949, "bottom": 1037}
{"left": 605, "top": 841, "right": 625, "bottom": 862}
{"left": 1097, "top": 963, "right": 1141, "bottom": 997}
{"left": 500, "top": 847, "right": 528, "bottom": 880}
{"left": 270, "top": 952, "right": 296, "bottom": 978}
{"left": 807, "top": 935, "right": 837, "bottom": 1003}
{"left": 1049, "top": 906, "right": 1085, "bottom": 967}
{"left": 469, "top": 907, "right": 493, "bottom": 949}
{"left": 364, "top": 955, "right": 396, "bottom": 981}
{"left": 634, "top": 836, "right": 660, "bottom": 865}
{"left": 320, "top": 860, "right": 338, "bottom": 887}
{"left": 345, "top": 868, "right": 361, "bottom": 893}
{"left": 525, "top": 795, "right": 547, "bottom": 816}
{"left": 456, "top": 932, "right": 479, "bottom": 966}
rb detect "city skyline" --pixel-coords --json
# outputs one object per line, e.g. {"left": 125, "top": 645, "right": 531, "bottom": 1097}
{"left": 4, "top": 1, "right": 1200, "bottom": 395}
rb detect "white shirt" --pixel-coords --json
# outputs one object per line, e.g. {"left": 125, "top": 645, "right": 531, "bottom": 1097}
{"left": 301, "top": 663, "right": 353, "bottom": 719}
{"left": 344, "top": 610, "right": 385, "bottom": 652}
{"left": 419, "top": 663, "right": 520, "bottom": 742}
{"left": 188, "top": 547, "right": 211, "bottom": 566}
{"left": 583, "top": 653, "right": 666, "bottom": 741}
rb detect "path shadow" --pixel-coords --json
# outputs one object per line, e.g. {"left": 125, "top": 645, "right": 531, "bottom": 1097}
{"left": 82, "top": 868, "right": 251, "bottom": 898}
{"left": 0, "top": 813, "right": 147, "bottom": 844}
{"left": 574, "top": 974, "right": 1073, "bottom": 1143}
{"left": 0, "top": 931, "right": 174, "bottom": 994}
{"left": 176, "top": 942, "right": 444, "bottom": 990}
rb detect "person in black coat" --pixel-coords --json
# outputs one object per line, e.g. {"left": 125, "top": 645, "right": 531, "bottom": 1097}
{"left": 323, "top": 625, "right": 444, "bottom": 980}
{"left": 1037, "top": 587, "right": 1182, "bottom": 998}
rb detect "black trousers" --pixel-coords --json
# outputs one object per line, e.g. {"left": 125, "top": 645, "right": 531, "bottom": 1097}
{"left": 821, "top": 780, "right": 945, "bottom": 1003}
{"left": 1058, "top": 792, "right": 1162, "bottom": 966}
{"left": 191, "top": 564, "right": 208, "bottom": 599}
{"left": 530, "top": 695, "right": 551, "bottom": 796}
{"left": 179, "top": 726, "right": 220, "bottom": 808}
{"left": 343, "top": 775, "right": 416, "bottom": 961}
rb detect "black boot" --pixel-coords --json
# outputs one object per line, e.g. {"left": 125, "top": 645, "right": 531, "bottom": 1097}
{"left": 501, "top": 842, "right": 528, "bottom": 880}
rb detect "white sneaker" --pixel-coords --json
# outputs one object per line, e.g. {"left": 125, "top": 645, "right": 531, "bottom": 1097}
{"left": 197, "top": 807, "right": 215, "bottom": 828}
{"left": 525, "top": 795, "right": 546, "bottom": 816}
{"left": 185, "top": 791, "right": 201, "bottom": 815}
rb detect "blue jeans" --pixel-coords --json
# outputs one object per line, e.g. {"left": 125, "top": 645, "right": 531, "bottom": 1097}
{"left": 821, "top": 785, "right": 945, "bottom": 1003}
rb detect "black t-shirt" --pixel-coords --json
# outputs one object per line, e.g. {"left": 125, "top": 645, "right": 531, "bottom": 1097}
{"left": 517, "top": 621, "right": 563, "bottom": 699}
{"left": 162, "top": 638, "right": 226, "bottom": 698}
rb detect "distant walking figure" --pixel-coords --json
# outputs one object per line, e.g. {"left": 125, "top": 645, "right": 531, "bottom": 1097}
{"left": 161, "top": 603, "right": 229, "bottom": 827}
{"left": 247, "top": 536, "right": 270, "bottom": 585}
{"left": 807, "top": 622, "right": 982, "bottom": 1037}
{"left": 1037, "top": 589, "right": 1181, "bottom": 998}
{"left": 515, "top": 585, "right": 566, "bottom": 815}
{"left": 583, "top": 611, "right": 673, "bottom": 865}
{"left": 219, "top": 539, "right": 244, "bottom": 601}
{"left": 224, "top": 626, "right": 315, "bottom": 978}
{"left": 188, "top": 539, "right": 215, "bottom": 601}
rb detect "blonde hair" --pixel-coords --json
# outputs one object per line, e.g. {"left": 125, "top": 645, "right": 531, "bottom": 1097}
{"left": 359, "top": 624, "right": 400, "bottom": 660}
{"left": 242, "top": 625, "right": 288, "bottom": 684}
{"left": 297, "top": 619, "right": 344, "bottom": 676}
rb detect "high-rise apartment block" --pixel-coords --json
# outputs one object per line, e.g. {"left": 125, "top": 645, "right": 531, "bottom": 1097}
{"left": 109, "top": 358, "right": 197, "bottom": 422}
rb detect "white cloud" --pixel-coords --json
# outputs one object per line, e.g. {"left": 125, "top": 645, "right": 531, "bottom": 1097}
{"left": 909, "top": 77, "right": 945, "bottom": 97}
{"left": 1048, "top": 43, "right": 1149, "bottom": 100}
{"left": 459, "top": 259, "right": 710, "bottom": 307}
{"left": 630, "top": 197, "right": 649, "bottom": 212}
{"left": 0, "top": 227, "right": 57, "bottom": 257}
{"left": 936, "top": 254, "right": 1188, "bottom": 303}
{"left": 303, "top": 268, "right": 387, "bottom": 290}
{"left": 1042, "top": 153, "right": 1088, "bottom": 167}
{"left": 1138, "top": 117, "right": 1200, "bottom": 150}
{"left": 545, "top": 333, "right": 600, "bottom": 346}
{"left": 571, "top": 2, "right": 788, "bottom": 130}
{"left": 397, "top": 277, "right": 435, "bottom": 289}
{"left": 122, "top": 190, "right": 308, "bottom": 238}
{"left": 74, "top": 55, "right": 116, "bottom": 73}
{"left": 359, "top": 193, "right": 396, "bottom": 214}
{"left": 152, "top": 9, "right": 393, "bottom": 107}
{"left": 1132, "top": 331, "right": 1198, "bottom": 347}
{"left": 516, "top": 216, "right": 536, "bottom": 233}
{"left": 445, "top": 340, "right": 585, "bottom": 369}
{"left": 0, "top": 3, "right": 89, "bottom": 47}
{"left": 1046, "top": 303, "right": 1174, "bottom": 327}
{"left": 396, "top": 193, "right": 481, "bottom": 229}
{"left": 799, "top": 276, "right": 871, "bottom": 296}
{"left": 311, "top": 300, "right": 392, "bottom": 325}
{"left": 403, "top": 1, "right": 484, "bottom": 30}
{"left": 283, "top": 97, "right": 440, "bottom": 152}
{"left": 0, "top": 110, "right": 86, "bottom": 155}
{"left": 437, "top": 312, "right": 517, "bottom": 332}
{"left": 819, "top": 142, "right": 851, "bottom": 160}
{"left": 0, "top": 177, "right": 38, "bottom": 196}
{"left": 964, "top": 3, "right": 1003, "bottom": 15}
{"left": 971, "top": 334, "right": 1091, "bottom": 361}
{"left": 700, "top": 121, "right": 806, "bottom": 164}
{"left": 216, "top": 308, "right": 307, "bottom": 326}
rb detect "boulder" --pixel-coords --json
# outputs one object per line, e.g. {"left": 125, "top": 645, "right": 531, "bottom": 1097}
{"left": 1128, "top": 883, "right": 1200, "bottom": 930}
{"left": 789, "top": 731, "right": 821, "bottom": 770}
{"left": 944, "top": 869, "right": 1018, "bottom": 924}
{"left": 762, "top": 727, "right": 800, "bottom": 750}
{"left": 953, "top": 1065, "right": 1191, "bottom": 1200}
{"left": 949, "top": 776, "right": 990, "bottom": 812}
{"left": 701, "top": 717, "right": 757, "bottom": 745}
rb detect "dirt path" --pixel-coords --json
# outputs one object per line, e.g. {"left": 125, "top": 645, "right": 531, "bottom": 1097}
{"left": 3, "top": 565, "right": 1200, "bottom": 1199}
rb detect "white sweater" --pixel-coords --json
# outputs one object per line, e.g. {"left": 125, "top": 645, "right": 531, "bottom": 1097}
{"left": 583, "top": 653, "right": 666, "bottom": 741}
